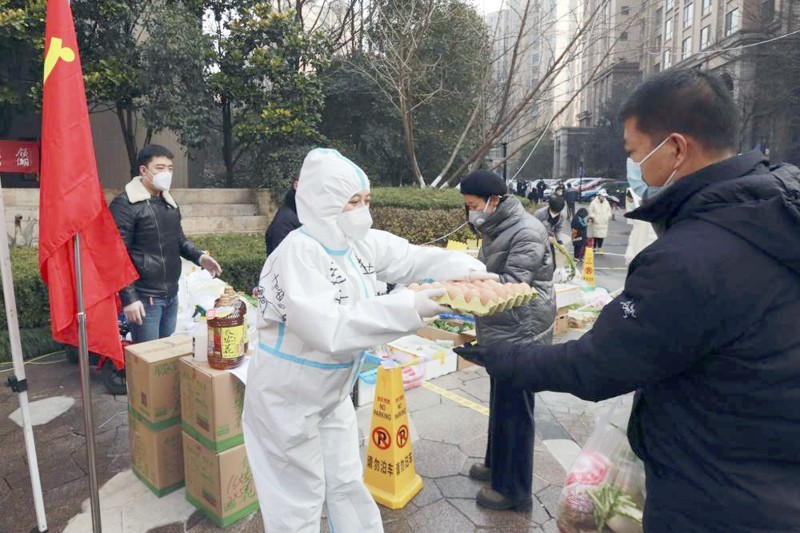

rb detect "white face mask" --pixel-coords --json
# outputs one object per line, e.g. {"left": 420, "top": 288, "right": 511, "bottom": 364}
{"left": 468, "top": 198, "right": 494, "bottom": 227}
{"left": 337, "top": 206, "right": 373, "bottom": 241}
{"left": 151, "top": 171, "right": 173, "bottom": 192}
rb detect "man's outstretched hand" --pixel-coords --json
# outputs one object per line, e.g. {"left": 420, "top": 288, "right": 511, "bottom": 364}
{"left": 453, "top": 342, "right": 520, "bottom": 380}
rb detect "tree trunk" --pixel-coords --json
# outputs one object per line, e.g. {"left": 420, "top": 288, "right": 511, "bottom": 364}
{"left": 222, "top": 95, "right": 235, "bottom": 187}
{"left": 399, "top": 90, "right": 425, "bottom": 187}
{"left": 116, "top": 106, "right": 138, "bottom": 175}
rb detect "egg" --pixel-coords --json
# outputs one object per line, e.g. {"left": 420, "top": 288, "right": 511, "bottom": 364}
{"left": 408, "top": 283, "right": 420, "bottom": 291}
{"left": 419, "top": 283, "right": 431, "bottom": 290}
{"left": 479, "top": 288, "right": 497, "bottom": 306}
{"left": 447, "top": 285, "right": 464, "bottom": 300}
{"left": 430, "top": 281, "right": 443, "bottom": 289}
{"left": 464, "top": 289, "right": 480, "bottom": 303}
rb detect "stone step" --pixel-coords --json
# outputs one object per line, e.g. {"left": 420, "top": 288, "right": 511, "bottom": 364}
{"left": 179, "top": 203, "right": 258, "bottom": 217}
{"left": 170, "top": 189, "right": 255, "bottom": 205}
{"left": 101, "top": 188, "right": 256, "bottom": 206}
{"left": 181, "top": 215, "right": 268, "bottom": 235}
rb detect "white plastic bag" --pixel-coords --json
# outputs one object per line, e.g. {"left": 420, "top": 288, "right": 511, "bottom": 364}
{"left": 556, "top": 398, "right": 646, "bottom": 533}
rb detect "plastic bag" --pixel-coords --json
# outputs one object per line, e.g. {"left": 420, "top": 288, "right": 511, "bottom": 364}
{"left": 556, "top": 398, "right": 646, "bottom": 533}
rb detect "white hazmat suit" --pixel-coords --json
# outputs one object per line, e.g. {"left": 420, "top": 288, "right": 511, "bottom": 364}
{"left": 243, "top": 148, "right": 486, "bottom": 532}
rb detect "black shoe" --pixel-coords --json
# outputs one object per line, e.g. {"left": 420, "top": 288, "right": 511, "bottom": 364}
{"left": 476, "top": 487, "right": 532, "bottom": 511}
{"left": 469, "top": 463, "right": 491, "bottom": 482}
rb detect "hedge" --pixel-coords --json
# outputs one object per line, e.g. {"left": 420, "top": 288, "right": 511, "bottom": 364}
{"left": 371, "top": 187, "right": 531, "bottom": 210}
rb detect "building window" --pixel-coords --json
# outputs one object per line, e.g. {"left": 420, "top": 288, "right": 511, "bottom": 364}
{"left": 656, "top": 7, "right": 663, "bottom": 26}
{"left": 725, "top": 8, "right": 740, "bottom": 36}
{"left": 620, "top": 32, "right": 629, "bottom": 41}
{"left": 683, "top": 2, "right": 694, "bottom": 28}
{"left": 655, "top": 34, "right": 663, "bottom": 51}
{"left": 666, "top": 0, "right": 674, "bottom": 12}
{"left": 700, "top": 25, "right": 711, "bottom": 49}
{"left": 621, "top": 5, "right": 630, "bottom": 15}
{"left": 682, "top": 36, "right": 693, "bottom": 59}
{"left": 665, "top": 18, "right": 673, "bottom": 40}
{"left": 702, "top": 0, "right": 712, "bottom": 16}
{"left": 663, "top": 49, "right": 672, "bottom": 69}
{"left": 654, "top": 62, "right": 661, "bottom": 73}
{"left": 762, "top": 0, "right": 776, "bottom": 23}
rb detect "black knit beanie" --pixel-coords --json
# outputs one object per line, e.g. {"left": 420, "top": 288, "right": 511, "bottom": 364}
{"left": 459, "top": 170, "right": 507, "bottom": 198}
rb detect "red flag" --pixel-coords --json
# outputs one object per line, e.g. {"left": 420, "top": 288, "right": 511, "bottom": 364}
{"left": 39, "top": 0, "right": 138, "bottom": 362}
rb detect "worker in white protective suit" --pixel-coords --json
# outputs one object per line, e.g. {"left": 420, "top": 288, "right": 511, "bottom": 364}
{"left": 243, "top": 148, "right": 493, "bottom": 532}
{"left": 624, "top": 187, "right": 658, "bottom": 264}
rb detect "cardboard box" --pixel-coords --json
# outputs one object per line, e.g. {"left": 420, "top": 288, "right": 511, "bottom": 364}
{"left": 180, "top": 356, "right": 245, "bottom": 453}
{"left": 183, "top": 432, "right": 259, "bottom": 527}
{"left": 126, "top": 336, "right": 192, "bottom": 430}
{"left": 128, "top": 410, "right": 184, "bottom": 496}
{"left": 554, "top": 309, "right": 569, "bottom": 336}
{"left": 418, "top": 322, "right": 476, "bottom": 371}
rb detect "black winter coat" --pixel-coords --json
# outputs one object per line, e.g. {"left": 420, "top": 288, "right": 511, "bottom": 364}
{"left": 265, "top": 189, "right": 301, "bottom": 256}
{"left": 109, "top": 178, "right": 203, "bottom": 306}
{"left": 498, "top": 152, "right": 800, "bottom": 531}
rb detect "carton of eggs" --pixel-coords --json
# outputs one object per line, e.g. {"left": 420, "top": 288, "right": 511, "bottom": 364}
{"left": 407, "top": 279, "right": 537, "bottom": 317}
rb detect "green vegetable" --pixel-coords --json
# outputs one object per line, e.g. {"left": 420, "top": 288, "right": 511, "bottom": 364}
{"left": 430, "top": 319, "right": 473, "bottom": 333}
{"left": 586, "top": 484, "right": 643, "bottom": 531}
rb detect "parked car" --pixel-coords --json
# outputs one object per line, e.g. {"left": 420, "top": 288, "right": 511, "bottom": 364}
{"left": 581, "top": 180, "right": 628, "bottom": 206}
{"left": 547, "top": 177, "right": 611, "bottom": 199}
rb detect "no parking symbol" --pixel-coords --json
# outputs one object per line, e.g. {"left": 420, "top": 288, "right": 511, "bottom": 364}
{"left": 397, "top": 425, "right": 409, "bottom": 448}
{"left": 372, "top": 426, "right": 391, "bottom": 450}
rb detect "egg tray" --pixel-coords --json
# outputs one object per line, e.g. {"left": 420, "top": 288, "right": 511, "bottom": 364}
{"left": 435, "top": 288, "right": 537, "bottom": 317}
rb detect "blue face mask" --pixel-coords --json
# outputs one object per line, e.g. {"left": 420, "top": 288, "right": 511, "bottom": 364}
{"left": 626, "top": 136, "right": 677, "bottom": 199}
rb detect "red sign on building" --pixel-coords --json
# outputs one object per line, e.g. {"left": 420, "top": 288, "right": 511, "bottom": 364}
{"left": 0, "top": 140, "right": 40, "bottom": 174}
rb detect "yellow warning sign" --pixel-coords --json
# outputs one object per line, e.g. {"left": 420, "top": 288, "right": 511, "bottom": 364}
{"left": 364, "top": 365, "right": 423, "bottom": 509}
{"left": 582, "top": 245, "right": 596, "bottom": 286}
{"left": 446, "top": 240, "right": 468, "bottom": 250}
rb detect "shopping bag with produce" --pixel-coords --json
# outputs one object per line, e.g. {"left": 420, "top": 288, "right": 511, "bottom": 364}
{"left": 556, "top": 398, "right": 646, "bottom": 533}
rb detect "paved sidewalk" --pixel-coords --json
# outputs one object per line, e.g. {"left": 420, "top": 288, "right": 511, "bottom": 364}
{"left": 0, "top": 326, "right": 630, "bottom": 533}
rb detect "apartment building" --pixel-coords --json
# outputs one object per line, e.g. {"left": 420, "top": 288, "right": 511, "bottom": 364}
{"left": 554, "top": 0, "right": 645, "bottom": 179}
{"left": 552, "top": 0, "right": 800, "bottom": 179}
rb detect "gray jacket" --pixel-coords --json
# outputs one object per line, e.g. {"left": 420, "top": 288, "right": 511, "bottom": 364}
{"left": 534, "top": 206, "right": 565, "bottom": 243}
{"left": 476, "top": 196, "right": 556, "bottom": 345}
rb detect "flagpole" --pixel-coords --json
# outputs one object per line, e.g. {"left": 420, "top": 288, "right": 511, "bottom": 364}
{"left": 0, "top": 184, "right": 48, "bottom": 532}
{"left": 74, "top": 233, "right": 102, "bottom": 532}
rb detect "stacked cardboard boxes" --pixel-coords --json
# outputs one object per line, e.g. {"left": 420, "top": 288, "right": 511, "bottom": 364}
{"left": 126, "top": 336, "right": 192, "bottom": 496}
{"left": 179, "top": 356, "right": 259, "bottom": 527}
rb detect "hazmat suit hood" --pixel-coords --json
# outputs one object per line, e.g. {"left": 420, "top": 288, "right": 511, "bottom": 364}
{"left": 628, "top": 150, "right": 800, "bottom": 275}
{"left": 295, "top": 148, "right": 371, "bottom": 251}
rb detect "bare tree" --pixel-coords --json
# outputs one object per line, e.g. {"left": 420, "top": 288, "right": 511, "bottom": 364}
{"left": 273, "top": 0, "right": 363, "bottom": 53}
{"left": 351, "top": 0, "right": 640, "bottom": 187}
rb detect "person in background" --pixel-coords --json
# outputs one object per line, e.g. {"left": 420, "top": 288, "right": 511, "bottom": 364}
{"left": 456, "top": 68, "right": 800, "bottom": 532}
{"left": 460, "top": 170, "right": 555, "bottom": 511}
{"left": 110, "top": 144, "right": 222, "bottom": 343}
{"left": 623, "top": 188, "right": 657, "bottom": 265}
{"left": 571, "top": 207, "right": 589, "bottom": 261}
{"left": 587, "top": 189, "right": 612, "bottom": 254}
{"left": 564, "top": 183, "right": 579, "bottom": 219}
{"left": 536, "top": 179, "right": 546, "bottom": 202}
{"left": 534, "top": 196, "right": 566, "bottom": 245}
{"left": 265, "top": 178, "right": 301, "bottom": 256}
{"left": 244, "top": 149, "right": 492, "bottom": 532}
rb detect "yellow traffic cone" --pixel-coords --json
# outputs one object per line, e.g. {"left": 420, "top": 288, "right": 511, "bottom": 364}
{"left": 582, "top": 244, "right": 596, "bottom": 286}
{"left": 363, "top": 364, "right": 423, "bottom": 509}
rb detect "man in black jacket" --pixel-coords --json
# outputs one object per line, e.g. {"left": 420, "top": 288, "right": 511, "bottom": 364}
{"left": 264, "top": 179, "right": 300, "bottom": 256}
{"left": 456, "top": 69, "right": 800, "bottom": 532}
{"left": 110, "top": 145, "right": 222, "bottom": 342}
